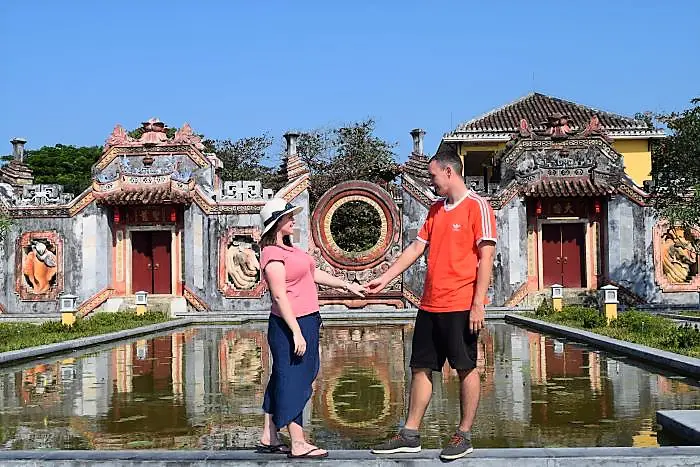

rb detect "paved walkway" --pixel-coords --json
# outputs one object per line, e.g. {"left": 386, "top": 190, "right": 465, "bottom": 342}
{"left": 1, "top": 447, "right": 700, "bottom": 466}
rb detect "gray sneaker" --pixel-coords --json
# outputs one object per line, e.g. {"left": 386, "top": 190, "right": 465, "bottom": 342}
{"left": 439, "top": 431, "right": 473, "bottom": 460}
{"left": 371, "top": 429, "right": 421, "bottom": 454}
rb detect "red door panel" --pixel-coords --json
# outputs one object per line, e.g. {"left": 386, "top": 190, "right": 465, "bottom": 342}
{"left": 131, "top": 231, "right": 153, "bottom": 293}
{"left": 151, "top": 231, "right": 172, "bottom": 294}
{"left": 542, "top": 224, "right": 562, "bottom": 287}
{"left": 561, "top": 224, "right": 585, "bottom": 288}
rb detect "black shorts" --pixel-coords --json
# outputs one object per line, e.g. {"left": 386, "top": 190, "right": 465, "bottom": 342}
{"left": 409, "top": 309, "right": 478, "bottom": 372}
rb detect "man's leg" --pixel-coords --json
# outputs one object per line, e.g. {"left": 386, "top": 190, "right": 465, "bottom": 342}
{"left": 404, "top": 368, "right": 433, "bottom": 430}
{"left": 439, "top": 311, "right": 479, "bottom": 460}
{"left": 457, "top": 368, "right": 480, "bottom": 432}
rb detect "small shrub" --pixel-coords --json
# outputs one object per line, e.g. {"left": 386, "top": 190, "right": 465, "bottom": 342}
{"left": 559, "top": 305, "right": 606, "bottom": 329}
{"left": 662, "top": 323, "right": 700, "bottom": 350}
{"left": 610, "top": 311, "right": 673, "bottom": 336}
{"left": 535, "top": 299, "right": 554, "bottom": 318}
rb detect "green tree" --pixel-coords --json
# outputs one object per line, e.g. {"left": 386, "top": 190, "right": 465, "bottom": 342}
{"left": 298, "top": 119, "right": 401, "bottom": 208}
{"left": 128, "top": 126, "right": 177, "bottom": 140}
{"left": 25, "top": 145, "right": 102, "bottom": 195}
{"left": 211, "top": 134, "right": 286, "bottom": 190}
{"left": 650, "top": 98, "right": 700, "bottom": 239}
{"left": 297, "top": 119, "right": 401, "bottom": 252}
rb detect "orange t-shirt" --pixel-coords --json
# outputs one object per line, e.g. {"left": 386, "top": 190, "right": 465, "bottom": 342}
{"left": 416, "top": 191, "right": 497, "bottom": 312}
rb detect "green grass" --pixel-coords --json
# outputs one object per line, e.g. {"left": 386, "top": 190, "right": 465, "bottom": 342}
{"left": 0, "top": 311, "right": 170, "bottom": 353}
{"left": 528, "top": 303, "right": 700, "bottom": 358}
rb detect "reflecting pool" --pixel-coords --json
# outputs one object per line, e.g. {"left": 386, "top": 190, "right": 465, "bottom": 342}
{"left": 0, "top": 321, "right": 698, "bottom": 450}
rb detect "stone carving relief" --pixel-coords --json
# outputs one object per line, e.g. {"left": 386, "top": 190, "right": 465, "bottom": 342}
{"left": 218, "top": 227, "right": 265, "bottom": 298}
{"left": 225, "top": 240, "right": 260, "bottom": 290}
{"left": 311, "top": 181, "right": 403, "bottom": 307}
{"left": 16, "top": 231, "right": 63, "bottom": 300}
{"left": 0, "top": 184, "right": 74, "bottom": 207}
{"left": 20, "top": 185, "right": 74, "bottom": 206}
{"left": 221, "top": 181, "right": 274, "bottom": 201}
{"left": 653, "top": 221, "right": 700, "bottom": 292}
{"left": 662, "top": 228, "right": 698, "bottom": 283}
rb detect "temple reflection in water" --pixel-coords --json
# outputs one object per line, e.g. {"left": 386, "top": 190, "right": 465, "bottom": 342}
{"left": 0, "top": 322, "right": 698, "bottom": 450}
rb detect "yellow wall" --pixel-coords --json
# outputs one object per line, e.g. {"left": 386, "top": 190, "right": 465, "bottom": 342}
{"left": 457, "top": 139, "right": 652, "bottom": 188}
{"left": 612, "top": 139, "right": 652, "bottom": 187}
{"left": 457, "top": 143, "right": 506, "bottom": 158}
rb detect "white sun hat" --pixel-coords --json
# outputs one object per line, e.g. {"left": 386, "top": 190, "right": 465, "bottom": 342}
{"left": 259, "top": 198, "right": 303, "bottom": 236}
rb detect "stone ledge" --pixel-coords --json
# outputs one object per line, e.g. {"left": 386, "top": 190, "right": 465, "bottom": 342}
{"left": 0, "top": 319, "right": 193, "bottom": 366}
{"left": 657, "top": 410, "right": 700, "bottom": 445}
{"left": 0, "top": 447, "right": 699, "bottom": 466}
{"left": 505, "top": 314, "right": 700, "bottom": 378}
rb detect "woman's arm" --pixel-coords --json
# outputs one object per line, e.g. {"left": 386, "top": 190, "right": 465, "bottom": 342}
{"left": 314, "top": 268, "right": 364, "bottom": 297}
{"left": 264, "top": 261, "right": 306, "bottom": 355}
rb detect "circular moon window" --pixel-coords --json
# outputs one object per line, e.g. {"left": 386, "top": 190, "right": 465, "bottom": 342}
{"left": 329, "top": 200, "right": 381, "bottom": 255}
{"left": 312, "top": 181, "right": 400, "bottom": 270}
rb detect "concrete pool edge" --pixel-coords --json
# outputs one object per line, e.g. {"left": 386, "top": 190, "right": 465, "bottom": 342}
{"left": 0, "top": 447, "right": 699, "bottom": 465}
{"left": 505, "top": 314, "right": 700, "bottom": 378}
{"left": 0, "top": 318, "right": 195, "bottom": 365}
{"left": 0, "top": 310, "right": 527, "bottom": 366}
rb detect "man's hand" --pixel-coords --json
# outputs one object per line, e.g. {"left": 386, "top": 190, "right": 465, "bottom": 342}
{"left": 345, "top": 282, "right": 365, "bottom": 298}
{"left": 469, "top": 302, "right": 485, "bottom": 334}
{"left": 365, "top": 275, "right": 389, "bottom": 294}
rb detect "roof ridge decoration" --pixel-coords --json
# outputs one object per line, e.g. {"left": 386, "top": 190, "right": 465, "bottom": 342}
{"left": 490, "top": 114, "right": 649, "bottom": 206}
{"left": 104, "top": 119, "right": 205, "bottom": 151}
{"left": 444, "top": 93, "right": 664, "bottom": 140}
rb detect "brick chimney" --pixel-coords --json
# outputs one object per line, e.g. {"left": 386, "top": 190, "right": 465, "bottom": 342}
{"left": 0, "top": 138, "right": 33, "bottom": 187}
{"left": 283, "top": 132, "right": 309, "bottom": 181}
{"left": 11, "top": 138, "right": 26, "bottom": 162}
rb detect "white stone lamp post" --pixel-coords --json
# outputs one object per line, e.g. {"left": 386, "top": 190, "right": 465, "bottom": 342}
{"left": 135, "top": 291, "right": 148, "bottom": 316}
{"left": 60, "top": 294, "right": 78, "bottom": 327}
{"left": 551, "top": 284, "right": 563, "bottom": 312}
{"left": 600, "top": 285, "right": 619, "bottom": 324}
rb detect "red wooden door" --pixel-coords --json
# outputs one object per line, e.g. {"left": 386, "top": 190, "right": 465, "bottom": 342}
{"left": 541, "top": 224, "right": 586, "bottom": 288}
{"left": 560, "top": 224, "right": 585, "bottom": 288}
{"left": 131, "top": 231, "right": 172, "bottom": 294}
{"left": 542, "top": 224, "right": 562, "bottom": 287}
{"left": 131, "top": 231, "right": 154, "bottom": 293}
{"left": 151, "top": 231, "right": 172, "bottom": 294}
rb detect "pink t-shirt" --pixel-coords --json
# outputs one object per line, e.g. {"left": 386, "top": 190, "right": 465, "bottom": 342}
{"left": 260, "top": 245, "right": 320, "bottom": 318}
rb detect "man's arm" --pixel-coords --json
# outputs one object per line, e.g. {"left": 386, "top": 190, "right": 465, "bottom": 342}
{"left": 365, "top": 239, "right": 427, "bottom": 293}
{"left": 469, "top": 240, "right": 496, "bottom": 333}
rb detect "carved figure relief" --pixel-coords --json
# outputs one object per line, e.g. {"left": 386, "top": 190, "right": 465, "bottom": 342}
{"left": 225, "top": 240, "right": 260, "bottom": 290}
{"left": 662, "top": 228, "right": 698, "bottom": 283}
{"left": 218, "top": 227, "right": 265, "bottom": 298}
{"left": 22, "top": 241, "right": 57, "bottom": 294}
{"left": 653, "top": 221, "right": 700, "bottom": 292}
{"left": 16, "top": 231, "right": 64, "bottom": 300}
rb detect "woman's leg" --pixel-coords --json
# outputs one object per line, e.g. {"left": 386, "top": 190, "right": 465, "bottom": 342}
{"left": 287, "top": 421, "right": 327, "bottom": 456}
{"left": 286, "top": 313, "right": 325, "bottom": 456}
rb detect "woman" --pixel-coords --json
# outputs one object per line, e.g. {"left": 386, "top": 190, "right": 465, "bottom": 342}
{"left": 256, "top": 198, "right": 364, "bottom": 459}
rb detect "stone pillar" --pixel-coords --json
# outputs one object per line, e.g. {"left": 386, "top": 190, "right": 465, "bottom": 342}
{"left": 283, "top": 132, "right": 309, "bottom": 181}
{"left": 11, "top": 138, "right": 26, "bottom": 162}
{"left": 410, "top": 128, "right": 425, "bottom": 156}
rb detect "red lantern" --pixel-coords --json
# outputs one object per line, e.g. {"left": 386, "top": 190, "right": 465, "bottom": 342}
{"left": 594, "top": 199, "right": 601, "bottom": 214}
{"left": 169, "top": 207, "right": 177, "bottom": 223}
{"left": 535, "top": 200, "right": 543, "bottom": 216}
{"left": 113, "top": 208, "right": 121, "bottom": 224}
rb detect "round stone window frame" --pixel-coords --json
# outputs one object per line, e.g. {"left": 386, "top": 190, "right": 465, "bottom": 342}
{"left": 312, "top": 181, "right": 400, "bottom": 271}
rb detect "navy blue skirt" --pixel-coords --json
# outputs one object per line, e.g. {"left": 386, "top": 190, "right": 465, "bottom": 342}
{"left": 263, "top": 312, "right": 321, "bottom": 428}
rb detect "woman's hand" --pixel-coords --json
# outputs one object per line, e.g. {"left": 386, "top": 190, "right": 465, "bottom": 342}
{"left": 292, "top": 330, "right": 307, "bottom": 356}
{"left": 345, "top": 282, "right": 365, "bottom": 298}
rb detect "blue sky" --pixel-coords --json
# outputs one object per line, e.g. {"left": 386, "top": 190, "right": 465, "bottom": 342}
{"left": 1, "top": 1, "right": 698, "bottom": 162}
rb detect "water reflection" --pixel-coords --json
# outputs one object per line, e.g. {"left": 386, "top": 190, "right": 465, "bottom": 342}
{"left": 0, "top": 321, "right": 698, "bottom": 450}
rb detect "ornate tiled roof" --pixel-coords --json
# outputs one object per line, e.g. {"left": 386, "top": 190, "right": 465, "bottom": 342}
{"left": 444, "top": 93, "right": 665, "bottom": 141}
{"left": 523, "top": 178, "right": 616, "bottom": 197}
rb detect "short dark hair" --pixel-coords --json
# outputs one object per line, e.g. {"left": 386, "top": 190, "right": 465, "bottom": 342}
{"left": 429, "top": 152, "right": 463, "bottom": 176}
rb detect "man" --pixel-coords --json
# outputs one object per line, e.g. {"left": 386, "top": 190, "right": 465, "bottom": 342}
{"left": 366, "top": 152, "right": 496, "bottom": 460}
